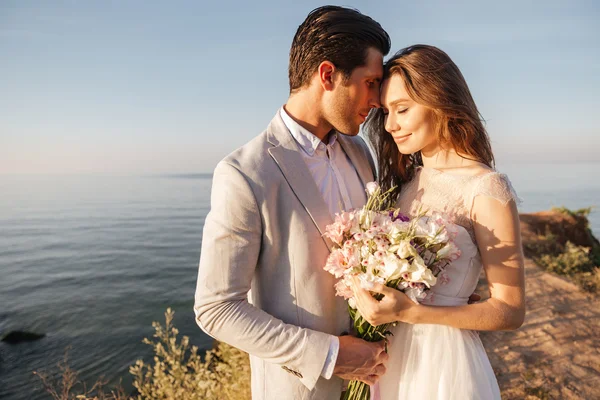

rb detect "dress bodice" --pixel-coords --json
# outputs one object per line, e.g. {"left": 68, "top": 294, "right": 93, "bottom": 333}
{"left": 397, "top": 167, "right": 520, "bottom": 306}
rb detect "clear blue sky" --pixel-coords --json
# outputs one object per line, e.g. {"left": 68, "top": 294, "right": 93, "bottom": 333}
{"left": 1, "top": 0, "right": 598, "bottom": 174}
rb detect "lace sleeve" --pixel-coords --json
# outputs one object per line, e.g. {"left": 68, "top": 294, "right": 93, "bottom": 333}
{"left": 470, "top": 172, "right": 522, "bottom": 210}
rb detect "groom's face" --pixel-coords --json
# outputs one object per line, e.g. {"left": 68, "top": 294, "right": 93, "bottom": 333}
{"left": 324, "top": 47, "right": 384, "bottom": 136}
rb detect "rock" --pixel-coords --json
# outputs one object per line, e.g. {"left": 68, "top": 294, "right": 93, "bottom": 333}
{"left": 519, "top": 209, "right": 599, "bottom": 258}
{"left": 1, "top": 330, "right": 45, "bottom": 344}
{"left": 520, "top": 209, "right": 599, "bottom": 248}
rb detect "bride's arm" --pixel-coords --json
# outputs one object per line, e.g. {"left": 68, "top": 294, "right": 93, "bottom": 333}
{"left": 352, "top": 196, "right": 526, "bottom": 331}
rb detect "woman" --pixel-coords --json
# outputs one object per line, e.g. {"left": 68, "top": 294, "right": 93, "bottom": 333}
{"left": 355, "top": 45, "right": 525, "bottom": 399}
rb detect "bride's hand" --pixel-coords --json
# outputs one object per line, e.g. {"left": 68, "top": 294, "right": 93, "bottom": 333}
{"left": 351, "top": 277, "right": 418, "bottom": 326}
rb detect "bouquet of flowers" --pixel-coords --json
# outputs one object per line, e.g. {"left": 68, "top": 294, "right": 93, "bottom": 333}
{"left": 323, "top": 182, "right": 461, "bottom": 400}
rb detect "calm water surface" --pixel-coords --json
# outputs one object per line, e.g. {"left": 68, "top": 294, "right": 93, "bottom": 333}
{"left": 0, "top": 163, "right": 598, "bottom": 399}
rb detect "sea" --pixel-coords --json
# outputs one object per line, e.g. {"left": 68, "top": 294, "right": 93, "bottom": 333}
{"left": 0, "top": 162, "right": 598, "bottom": 399}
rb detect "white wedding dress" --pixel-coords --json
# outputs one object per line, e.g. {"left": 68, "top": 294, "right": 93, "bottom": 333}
{"left": 378, "top": 167, "right": 519, "bottom": 400}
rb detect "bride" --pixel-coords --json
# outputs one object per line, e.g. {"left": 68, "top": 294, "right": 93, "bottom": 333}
{"left": 353, "top": 44, "right": 526, "bottom": 399}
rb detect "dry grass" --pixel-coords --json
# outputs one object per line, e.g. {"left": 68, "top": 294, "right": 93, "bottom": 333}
{"left": 33, "top": 349, "right": 128, "bottom": 400}
{"left": 130, "top": 308, "right": 251, "bottom": 400}
{"left": 35, "top": 309, "right": 251, "bottom": 400}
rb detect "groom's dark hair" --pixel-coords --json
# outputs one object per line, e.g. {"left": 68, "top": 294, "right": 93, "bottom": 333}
{"left": 289, "top": 6, "right": 390, "bottom": 93}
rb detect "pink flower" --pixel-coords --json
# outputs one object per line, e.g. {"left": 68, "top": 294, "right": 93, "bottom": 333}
{"left": 341, "top": 243, "right": 360, "bottom": 268}
{"left": 377, "top": 242, "right": 390, "bottom": 252}
{"left": 334, "top": 280, "right": 354, "bottom": 299}
{"left": 324, "top": 249, "right": 348, "bottom": 278}
{"left": 324, "top": 211, "right": 356, "bottom": 245}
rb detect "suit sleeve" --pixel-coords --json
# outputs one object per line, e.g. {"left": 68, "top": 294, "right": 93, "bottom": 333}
{"left": 194, "top": 160, "right": 332, "bottom": 390}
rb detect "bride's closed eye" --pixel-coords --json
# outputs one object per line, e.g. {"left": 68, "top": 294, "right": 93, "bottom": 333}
{"left": 381, "top": 108, "right": 408, "bottom": 116}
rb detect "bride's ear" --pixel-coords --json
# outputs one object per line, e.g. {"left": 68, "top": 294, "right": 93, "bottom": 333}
{"left": 318, "top": 61, "right": 336, "bottom": 91}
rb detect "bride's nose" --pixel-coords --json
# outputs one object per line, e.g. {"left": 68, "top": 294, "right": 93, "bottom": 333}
{"left": 385, "top": 115, "right": 399, "bottom": 133}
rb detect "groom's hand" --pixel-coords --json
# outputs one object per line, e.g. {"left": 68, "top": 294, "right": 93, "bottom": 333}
{"left": 333, "top": 335, "right": 389, "bottom": 385}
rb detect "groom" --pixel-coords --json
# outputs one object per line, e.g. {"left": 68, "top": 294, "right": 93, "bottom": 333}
{"left": 194, "top": 6, "right": 391, "bottom": 399}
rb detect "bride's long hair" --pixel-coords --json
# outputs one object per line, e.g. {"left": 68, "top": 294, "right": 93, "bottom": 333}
{"left": 365, "top": 44, "right": 494, "bottom": 201}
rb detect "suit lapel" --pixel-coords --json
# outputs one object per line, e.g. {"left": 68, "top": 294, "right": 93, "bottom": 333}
{"left": 337, "top": 135, "right": 375, "bottom": 187}
{"left": 267, "top": 114, "right": 335, "bottom": 251}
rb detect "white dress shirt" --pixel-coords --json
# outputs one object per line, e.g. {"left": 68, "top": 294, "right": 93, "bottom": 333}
{"left": 280, "top": 106, "right": 366, "bottom": 380}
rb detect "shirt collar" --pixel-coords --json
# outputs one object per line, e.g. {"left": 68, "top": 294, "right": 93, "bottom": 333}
{"left": 279, "top": 107, "right": 337, "bottom": 156}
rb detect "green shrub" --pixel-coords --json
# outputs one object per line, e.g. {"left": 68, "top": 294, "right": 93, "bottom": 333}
{"left": 535, "top": 241, "right": 599, "bottom": 294}
{"left": 573, "top": 268, "right": 600, "bottom": 293}
{"left": 551, "top": 206, "right": 592, "bottom": 218}
{"left": 130, "top": 308, "right": 251, "bottom": 400}
{"left": 535, "top": 241, "right": 595, "bottom": 276}
{"left": 523, "top": 228, "right": 562, "bottom": 257}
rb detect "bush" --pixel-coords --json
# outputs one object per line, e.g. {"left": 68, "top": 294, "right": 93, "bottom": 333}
{"left": 535, "top": 241, "right": 595, "bottom": 276}
{"left": 535, "top": 241, "right": 599, "bottom": 294}
{"left": 523, "top": 228, "right": 563, "bottom": 257}
{"left": 33, "top": 349, "right": 128, "bottom": 400}
{"left": 35, "top": 309, "right": 251, "bottom": 400}
{"left": 552, "top": 206, "right": 592, "bottom": 218}
{"left": 130, "top": 308, "right": 251, "bottom": 400}
{"left": 574, "top": 268, "right": 600, "bottom": 293}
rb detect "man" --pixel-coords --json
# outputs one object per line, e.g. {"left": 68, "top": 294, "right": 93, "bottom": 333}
{"left": 194, "top": 6, "right": 391, "bottom": 399}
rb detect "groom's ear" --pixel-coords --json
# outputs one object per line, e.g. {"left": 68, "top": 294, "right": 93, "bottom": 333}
{"left": 317, "top": 61, "right": 337, "bottom": 91}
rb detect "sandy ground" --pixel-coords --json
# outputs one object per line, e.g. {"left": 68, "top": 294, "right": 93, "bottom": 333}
{"left": 479, "top": 259, "right": 600, "bottom": 399}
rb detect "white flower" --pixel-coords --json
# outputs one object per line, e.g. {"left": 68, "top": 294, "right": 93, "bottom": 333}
{"left": 365, "top": 181, "right": 380, "bottom": 196}
{"left": 410, "top": 266, "right": 437, "bottom": 288}
{"left": 415, "top": 217, "right": 447, "bottom": 243}
{"left": 358, "top": 272, "right": 385, "bottom": 290}
{"left": 437, "top": 241, "right": 460, "bottom": 260}
{"left": 396, "top": 240, "right": 416, "bottom": 259}
{"left": 430, "top": 228, "right": 449, "bottom": 245}
{"left": 381, "top": 255, "right": 412, "bottom": 281}
{"left": 411, "top": 254, "right": 427, "bottom": 272}
{"left": 360, "top": 244, "right": 371, "bottom": 259}
{"left": 388, "top": 220, "right": 410, "bottom": 240}
{"left": 348, "top": 297, "right": 357, "bottom": 309}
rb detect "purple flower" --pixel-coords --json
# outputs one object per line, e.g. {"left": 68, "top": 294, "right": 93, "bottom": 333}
{"left": 389, "top": 210, "right": 410, "bottom": 222}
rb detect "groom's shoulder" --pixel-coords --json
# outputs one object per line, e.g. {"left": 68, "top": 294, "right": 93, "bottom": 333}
{"left": 214, "top": 123, "right": 278, "bottom": 181}
{"left": 344, "top": 134, "right": 369, "bottom": 150}
{"left": 343, "top": 134, "right": 375, "bottom": 161}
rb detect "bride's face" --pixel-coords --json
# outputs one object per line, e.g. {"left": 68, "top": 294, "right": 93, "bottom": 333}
{"left": 380, "top": 73, "right": 438, "bottom": 155}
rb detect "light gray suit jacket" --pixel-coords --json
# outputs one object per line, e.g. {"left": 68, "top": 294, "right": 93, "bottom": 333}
{"left": 194, "top": 111, "right": 376, "bottom": 399}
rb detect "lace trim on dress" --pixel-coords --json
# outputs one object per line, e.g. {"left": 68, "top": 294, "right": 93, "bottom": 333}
{"left": 396, "top": 168, "right": 521, "bottom": 243}
{"left": 469, "top": 172, "right": 522, "bottom": 210}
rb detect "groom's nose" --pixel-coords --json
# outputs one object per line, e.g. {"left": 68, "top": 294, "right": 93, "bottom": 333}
{"left": 368, "top": 92, "right": 381, "bottom": 109}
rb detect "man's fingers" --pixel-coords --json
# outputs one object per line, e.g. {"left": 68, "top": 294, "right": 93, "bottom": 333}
{"left": 378, "top": 349, "right": 390, "bottom": 361}
{"left": 360, "top": 375, "right": 379, "bottom": 385}
{"left": 374, "top": 363, "right": 386, "bottom": 376}
{"left": 373, "top": 340, "right": 387, "bottom": 353}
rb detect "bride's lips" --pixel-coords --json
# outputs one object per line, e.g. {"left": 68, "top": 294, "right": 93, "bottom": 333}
{"left": 393, "top": 133, "right": 412, "bottom": 143}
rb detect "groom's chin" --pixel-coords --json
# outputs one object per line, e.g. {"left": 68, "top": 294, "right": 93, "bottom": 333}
{"left": 337, "top": 125, "right": 361, "bottom": 136}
